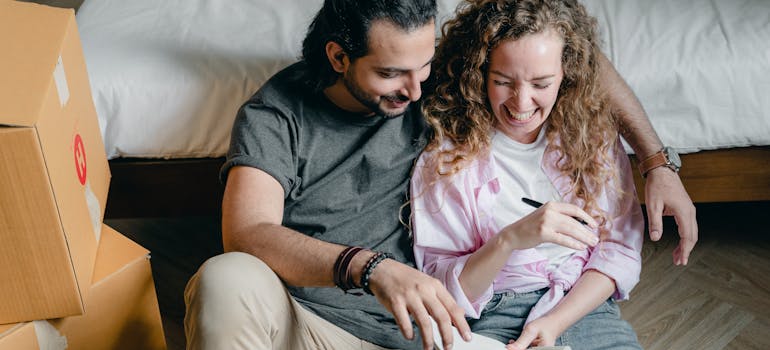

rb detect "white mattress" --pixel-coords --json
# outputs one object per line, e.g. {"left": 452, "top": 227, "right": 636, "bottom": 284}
{"left": 77, "top": 0, "right": 770, "bottom": 159}
{"left": 581, "top": 0, "right": 770, "bottom": 153}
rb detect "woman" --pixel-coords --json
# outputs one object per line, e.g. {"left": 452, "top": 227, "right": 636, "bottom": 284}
{"left": 411, "top": 0, "right": 644, "bottom": 348}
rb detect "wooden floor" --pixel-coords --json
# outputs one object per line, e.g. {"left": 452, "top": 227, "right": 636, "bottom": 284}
{"left": 620, "top": 201, "right": 770, "bottom": 350}
{"left": 106, "top": 201, "right": 770, "bottom": 350}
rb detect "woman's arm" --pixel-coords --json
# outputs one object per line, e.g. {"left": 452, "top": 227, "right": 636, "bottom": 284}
{"left": 507, "top": 270, "right": 614, "bottom": 350}
{"left": 411, "top": 155, "right": 498, "bottom": 318}
{"left": 507, "top": 139, "right": 644, "bottom": 349}
{"left": 411, "top": 155, "right": 599, "bottom": 317}
{"left": 460, "top": 202, "right": 599, "bottom": 301}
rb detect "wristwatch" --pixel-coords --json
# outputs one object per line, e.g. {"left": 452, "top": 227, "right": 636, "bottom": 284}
{"left": 638, "top": 146, "right": 681, "bottom": 177}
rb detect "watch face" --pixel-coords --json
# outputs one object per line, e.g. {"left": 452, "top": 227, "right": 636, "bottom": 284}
{"left": 665, "top": 147, "right": 682, "bottom": 169}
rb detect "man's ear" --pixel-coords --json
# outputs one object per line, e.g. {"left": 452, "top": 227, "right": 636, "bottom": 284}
{"left": 325, "top": 41, "right": 349, "bottom": 73}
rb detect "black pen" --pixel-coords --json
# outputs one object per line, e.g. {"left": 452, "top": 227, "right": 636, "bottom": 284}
{"left": 521, "top": 197, "right": 589, "bottom": 226}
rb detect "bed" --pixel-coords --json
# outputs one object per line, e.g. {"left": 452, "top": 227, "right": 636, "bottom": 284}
{"left": 73, "top": 0, "right": 770, "bottom": 218}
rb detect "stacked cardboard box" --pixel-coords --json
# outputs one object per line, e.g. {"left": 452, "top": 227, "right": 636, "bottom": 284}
{"left": 0, "top": 225, "right": 167, "bottom": 350}
{"left": 0, "top": 1, "right": 165, "bottom": 348}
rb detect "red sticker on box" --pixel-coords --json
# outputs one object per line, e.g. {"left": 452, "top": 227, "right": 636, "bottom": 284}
{"left": 73, "top": 134, "right": 87, "bottom": 185}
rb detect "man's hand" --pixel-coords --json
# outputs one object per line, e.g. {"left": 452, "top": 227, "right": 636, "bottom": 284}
{"left": 367, "top": 259, "right": 471, "bottom": 350}
{"left": 644, "top": 167, "right": 698, "bottom": 265}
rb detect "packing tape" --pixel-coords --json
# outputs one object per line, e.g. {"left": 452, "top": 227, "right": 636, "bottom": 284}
{"left": 32, "top": 321, "right": 67, "bottom": 350}
{"left": 85, "top": 180, "right": 102, "bottom": 243}
{"left": 53, "top": 56, "right": 70, "bottom": 108}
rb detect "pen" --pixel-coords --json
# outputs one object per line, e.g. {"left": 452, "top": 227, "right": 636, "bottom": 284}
{"left": 521, "top": 197, "right": 589, "bottom": 226}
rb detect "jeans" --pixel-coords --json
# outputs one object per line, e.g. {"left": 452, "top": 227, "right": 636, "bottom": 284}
{"left": 468, "top": 288, "right": 642, "bottom": 350}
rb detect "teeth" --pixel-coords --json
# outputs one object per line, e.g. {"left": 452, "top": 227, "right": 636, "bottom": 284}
{"left": 506, "top": 105, "right": 534, "bottom": 121}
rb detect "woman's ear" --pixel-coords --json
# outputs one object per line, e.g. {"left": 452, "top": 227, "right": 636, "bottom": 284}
{"left": 325, "top": 41, "right": 349, "bottom": 73}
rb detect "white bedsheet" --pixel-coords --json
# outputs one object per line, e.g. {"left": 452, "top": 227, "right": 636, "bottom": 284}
{"left": 77, "top": 0, "right": 770, "bottom": 159}
{"left": 582, "top": 0, "right": 770, "bottom": 153}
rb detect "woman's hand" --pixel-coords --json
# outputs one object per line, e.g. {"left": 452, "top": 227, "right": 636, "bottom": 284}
{"left": 506, "top": 315, "right": 563, "bottom": 349}
{"left": 499, "top": 201, "right": 599, "bottom": 251}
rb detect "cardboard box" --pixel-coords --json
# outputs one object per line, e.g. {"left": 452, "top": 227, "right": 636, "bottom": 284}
{"left": 0, "top": 1, "right": 111, "bottom": 324}
{"left": 0, "top": 225, "right": 167, "bottom": 350}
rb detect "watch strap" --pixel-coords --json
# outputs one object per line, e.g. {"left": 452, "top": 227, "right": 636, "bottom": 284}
{"left": 638, "top": 149, "right": 668, "bottom": 177}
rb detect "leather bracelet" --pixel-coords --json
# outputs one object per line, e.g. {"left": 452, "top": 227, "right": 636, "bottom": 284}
{"left": 360, "top": 252, "right": 394, "bottom": 295}
{"left": 333, "top": 246, "right": 364, "bottom": 291}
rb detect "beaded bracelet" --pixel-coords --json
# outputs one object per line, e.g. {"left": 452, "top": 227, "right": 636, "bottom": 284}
{"left": 360, "top": 252, "right": 394, "bottom": 295}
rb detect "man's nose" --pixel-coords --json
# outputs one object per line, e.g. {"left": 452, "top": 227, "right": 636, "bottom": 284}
{"left": 400, "top": 74, "right": 422, "bottom": 102}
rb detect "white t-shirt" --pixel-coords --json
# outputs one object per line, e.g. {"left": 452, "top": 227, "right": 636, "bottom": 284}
{"left": 491, "top": 127, "right": 576, "bottom": 272}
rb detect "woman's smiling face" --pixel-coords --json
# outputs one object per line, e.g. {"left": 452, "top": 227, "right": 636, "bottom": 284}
{"left": 486, "top": 30, "right": 564, "bottom": 143}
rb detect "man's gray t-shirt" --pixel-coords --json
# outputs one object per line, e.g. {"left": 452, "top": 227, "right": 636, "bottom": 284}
{"left": 221, "top": 62, "right": 427, "bottom": 349}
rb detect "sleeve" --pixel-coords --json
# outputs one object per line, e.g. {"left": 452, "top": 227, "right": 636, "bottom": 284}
{"left": 583, "top": 138, "right": 644, "bottom": 300}
{"left": 220, "top": 99, "right": 298, "bottom": 197}
{"left": 410, "top": 151, "right": 494, "bottom": 318}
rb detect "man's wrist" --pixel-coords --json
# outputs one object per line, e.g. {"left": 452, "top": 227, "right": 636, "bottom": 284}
{"left": 625, "top": 137, "right": 661, "bottom": 159}
{"left": 638, "top": 146, "right": 681, "bottom": 177}
{"left": 333, "top": 246, "right": 366, "bottom": 291}
{"left": 350, "top": 250, "right": 377, "bottom": 288}
{"left": 360, "top": 252, "right": 394, "bottom": 295}
{"left": 645, "top": 165, "right": 673, "bottom": 177}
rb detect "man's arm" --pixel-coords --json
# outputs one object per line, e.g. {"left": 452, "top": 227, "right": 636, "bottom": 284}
{"left": 221, "top": 165, "right": 470, "bottom": 350}
{"left": 597, "top": 52, "right": 698, "bottom": 265}
{"left": 221, "top": 166, "right": 354, "bottom": 286}
{"left": 596, "top": 52, "right": 661, "bottom": 157}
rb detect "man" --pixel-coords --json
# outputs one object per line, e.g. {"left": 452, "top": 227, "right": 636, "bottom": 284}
{"left": 184, "top": 1, "right": 696, "bottom": 349}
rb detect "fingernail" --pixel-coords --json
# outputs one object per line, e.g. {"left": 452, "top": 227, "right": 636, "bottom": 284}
{"left": 651, "top": 230, "right": 661, "bottom": 240}
{"left": 446, "top": 343, "right": 453, "bottom": 350}
{"left": 464, "top": 332, "right": 472, "bottom": 341}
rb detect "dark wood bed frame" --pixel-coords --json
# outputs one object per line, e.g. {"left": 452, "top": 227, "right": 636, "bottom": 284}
{"left": 104, "top": 146, "right": 770, "bottom": 218}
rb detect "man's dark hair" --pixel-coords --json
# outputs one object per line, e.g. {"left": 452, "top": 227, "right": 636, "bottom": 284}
{"left": 301, "top": 0, "right": 437, "bottom": 91}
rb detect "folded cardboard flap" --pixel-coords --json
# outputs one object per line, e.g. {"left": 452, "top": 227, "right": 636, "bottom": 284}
{"left": 91, "top": 225, "right": 150, "bottom": 282}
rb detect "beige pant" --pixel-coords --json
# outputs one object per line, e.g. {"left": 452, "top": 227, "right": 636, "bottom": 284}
{"left": 184, "top": 252, "right": 392, "bottom": 350}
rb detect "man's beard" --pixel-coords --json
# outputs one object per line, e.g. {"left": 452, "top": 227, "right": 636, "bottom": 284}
{"left": 343, "top": 73, "right": 409, "bottom": 119}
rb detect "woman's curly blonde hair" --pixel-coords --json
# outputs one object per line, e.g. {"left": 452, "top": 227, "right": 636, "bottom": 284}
{"left": 422, "top": 0, "right": 620, "bottom": 222}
